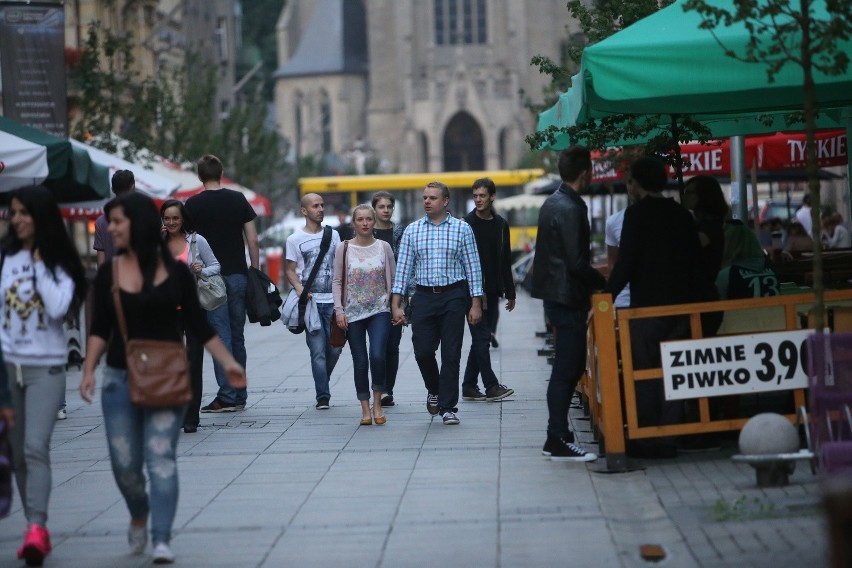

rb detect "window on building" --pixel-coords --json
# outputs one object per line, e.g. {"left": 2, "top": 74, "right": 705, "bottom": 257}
{"left": 294, "top": 94, "right": 303, "bottom": 159}
{"left": 434, "top": 0, "right": 487, "bottom": 45}
{"left": 320, "top": 92, "right": 332, "bottom": 154}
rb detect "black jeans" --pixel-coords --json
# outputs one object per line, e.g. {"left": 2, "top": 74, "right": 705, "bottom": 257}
{"left": 384, "top": 323, "right": 403, "bottom": 396}
{"left": 411, "top": 286, "right": 469, "bottom": 413}
{"left": 544, "top": 301, "right": 588, "bottom": 437}
{"left": 462, "top": 294, "right": 500, "bottom": 391}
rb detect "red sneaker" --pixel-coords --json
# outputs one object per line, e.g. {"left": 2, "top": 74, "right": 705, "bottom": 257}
{"left": 17, "top": 524, "right": 52, "bottom": 566}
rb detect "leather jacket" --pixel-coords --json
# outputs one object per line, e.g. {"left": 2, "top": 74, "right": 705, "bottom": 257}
{"left": 531, "top": 183, "right": 605, "bottom": 308}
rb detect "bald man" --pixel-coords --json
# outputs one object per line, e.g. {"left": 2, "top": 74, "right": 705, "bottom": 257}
{"left": 285, "top": 193, "right": 342, "bottom": 409}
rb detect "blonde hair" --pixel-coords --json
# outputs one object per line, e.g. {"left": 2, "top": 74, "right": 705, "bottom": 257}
{"left": 351, "top": 203, "right": 376, "bottom": 223}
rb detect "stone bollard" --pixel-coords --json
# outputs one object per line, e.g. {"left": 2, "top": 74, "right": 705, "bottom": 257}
{"left": 732, "top": 413, "right": 812, "bottom": 487}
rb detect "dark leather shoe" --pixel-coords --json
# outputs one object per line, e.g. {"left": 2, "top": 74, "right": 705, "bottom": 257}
{"left": 380, "top": 395, "right": 395, "bottom": 407}
{"left": 183, "top": 424, "right": 198, "bottom": 434}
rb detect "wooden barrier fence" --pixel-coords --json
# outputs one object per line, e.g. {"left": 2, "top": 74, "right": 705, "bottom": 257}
{"left": 581, "top": 289, "right": 852, "bottom": 471}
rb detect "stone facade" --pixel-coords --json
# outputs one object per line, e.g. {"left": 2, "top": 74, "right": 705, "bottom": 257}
{"left": 274, "top": 0, "right": 578, "bottom": 173}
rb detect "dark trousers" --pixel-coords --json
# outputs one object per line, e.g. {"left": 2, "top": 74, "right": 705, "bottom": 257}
{"left": 411, "top": 286, "right": 469, "bottom": 413}
{"left": 630, "top": 316, "right": 690, "bottom": 429}
{"left": 544, "top": 301, "right": 588, "bottom": 437}
{"left": 384, "top": 323, "right": 403, "bottom": 396}
{"left": 184, "top": 331, "right": 204, "bottom": 427}
{"left": 462, "top": 294, "right": 500, "bottom": 391}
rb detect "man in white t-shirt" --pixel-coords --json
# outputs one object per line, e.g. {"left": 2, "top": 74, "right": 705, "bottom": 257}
{"left": 604, "top": 208, "right": 631, "bottom": 308}
{"left": 285, "top": 193, "right": 342, "bottom": 409}
{"left": 795, "top": 193, "right": 813, "bottom": 237}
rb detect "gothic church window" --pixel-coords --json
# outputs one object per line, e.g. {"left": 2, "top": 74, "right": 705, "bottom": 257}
{"left": 434, "top": 0, "right": 487, "bottom": 45}
{"left": 320, "top": 91, "right": 332, "bottom": 154}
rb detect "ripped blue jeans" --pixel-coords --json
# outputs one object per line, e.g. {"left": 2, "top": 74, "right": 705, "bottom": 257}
{"left": 101, "top": 366, "right": 184, "bottom": 545}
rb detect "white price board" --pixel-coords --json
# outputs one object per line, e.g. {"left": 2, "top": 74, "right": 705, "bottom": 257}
{"left": 661, "top": 329, "right": 812, "bottom": 400}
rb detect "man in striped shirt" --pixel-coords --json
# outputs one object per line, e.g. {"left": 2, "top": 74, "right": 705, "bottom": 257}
{"left": 391, "top": 181, "right": 483, "bottom": 425}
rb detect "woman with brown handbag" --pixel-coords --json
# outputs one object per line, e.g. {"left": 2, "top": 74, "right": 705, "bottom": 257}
{"left": 332, "top": 204, "right": 395, "bottom": 426}
{"left": 79, "top": 193, "right": 246, "bottom": 564}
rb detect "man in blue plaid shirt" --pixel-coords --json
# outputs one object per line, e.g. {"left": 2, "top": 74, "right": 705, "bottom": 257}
{"left": 391, "top": 181, "right": 483, "bottom": 425}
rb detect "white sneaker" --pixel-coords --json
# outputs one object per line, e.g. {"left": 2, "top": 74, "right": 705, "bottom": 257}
{"left": 56, "top": 408, "right": 67, "bottom": 420}
{"left": 152, "top": 542, "right": 175, "bottom": 564}
{"left": 127, "top": 524, "right": 146, "bottom": 555}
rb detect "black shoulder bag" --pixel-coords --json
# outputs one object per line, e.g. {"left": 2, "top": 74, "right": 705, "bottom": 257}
{"left": 289, "top": 226, "right": 333, "bottom": 334}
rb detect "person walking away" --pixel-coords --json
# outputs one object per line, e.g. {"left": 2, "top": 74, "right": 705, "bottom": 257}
{"left": 461, "top": 178, "right": 515, "bottom": 402}
{"left": 333, "top": 204, "right": 396, "bottom": 425}
{"left": 185, "top": 155, "right": 258, "bottom": 413}
{"left": 79, "top": 193, "right": 246, "bottom": 564}
{"left": 391, "top": 181, "right": 483, "bottom": 426}
{"left": 160, "top": 200, "right": 223, "bottom": 433}
{"left": 285, "top": 193, "right": 342, "bottom": 409}
{"left": 2, "top": 186, "right": 88, "bottom": 565}
{"left": 531, "top": 147, "right": 604, "bottom": 462}
{"left": 605, "top": 157, "right": 709, "bottom": 459}
{"left": 93, "top": 169, "right": 136, "bottom": 267}
{"left": 371, "top": 191, "right": 405, "bottom": 407}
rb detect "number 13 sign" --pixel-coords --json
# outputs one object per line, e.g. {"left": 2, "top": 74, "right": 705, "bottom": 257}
{"left": 661, "top": 329, "right": 813, "bottom": 401}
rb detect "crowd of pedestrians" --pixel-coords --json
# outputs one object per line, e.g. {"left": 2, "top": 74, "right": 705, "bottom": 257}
{"left": 4, "top": 144, "right": 836, "bottom": 565}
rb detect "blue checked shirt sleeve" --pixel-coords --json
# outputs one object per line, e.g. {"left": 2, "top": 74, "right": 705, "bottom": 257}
{"left": 459, "top": 222, "right": 483, "bottom": 297}
{"left": 392, "top": 226, "right": 415, "bottom": 295}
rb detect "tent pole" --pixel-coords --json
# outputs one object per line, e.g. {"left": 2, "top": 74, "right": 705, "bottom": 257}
{"left": 731, "top": 136, "right": 748, "bottom": 221}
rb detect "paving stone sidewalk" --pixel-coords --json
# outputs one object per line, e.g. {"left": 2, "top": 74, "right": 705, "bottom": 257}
{"left": 0, "top": 291, "right": 828, "bottom": 567}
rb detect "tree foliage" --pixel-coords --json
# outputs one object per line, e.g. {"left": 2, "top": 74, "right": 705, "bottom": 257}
{"left": 69, "top": 22, "right": 287, "bottom": 202}
{"left": 525, "top": 0, "right": 714, "bottom": 185}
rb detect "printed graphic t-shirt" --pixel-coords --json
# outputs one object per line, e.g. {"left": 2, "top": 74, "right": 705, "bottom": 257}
{"left": 285, "top": 227, "right": 340, "bottom": 304}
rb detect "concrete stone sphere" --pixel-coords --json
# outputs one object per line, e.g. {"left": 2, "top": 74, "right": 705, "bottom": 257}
{"left": 739, "top": 413, "right": 800, "bottom": 455}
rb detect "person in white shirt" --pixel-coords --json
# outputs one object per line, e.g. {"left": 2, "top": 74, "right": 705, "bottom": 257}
{"left": 1, "top": 186, "right": 88, "bottom": 566}
{"left": 795, "top": 193, "right": 813, "bottom": 237}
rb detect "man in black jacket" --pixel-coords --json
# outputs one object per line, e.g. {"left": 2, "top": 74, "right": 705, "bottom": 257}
{"left": 531, "top": 147, "right": 605, "bottom": 462}
{"left": 461, "top": 178, "right": 515, "bottom": 403}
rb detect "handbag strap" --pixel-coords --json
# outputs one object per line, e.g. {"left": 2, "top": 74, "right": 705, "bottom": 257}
{"left": 340, "top": 240, "right": 349, "bottom": 308}
{"left": 299, "top": 225, "right": 333, "bottom": 304}
{"left": 111, "top": 257, "right": 130, "bottom": 343}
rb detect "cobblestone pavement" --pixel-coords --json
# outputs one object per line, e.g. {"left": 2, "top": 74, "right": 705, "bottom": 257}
{"left": 0, "top": 291, "right": 829, "bottom": 567}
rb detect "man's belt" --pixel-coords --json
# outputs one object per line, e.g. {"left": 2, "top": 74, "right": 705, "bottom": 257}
{"left": 415, "top": 280, "right": 467, "bottom": 294}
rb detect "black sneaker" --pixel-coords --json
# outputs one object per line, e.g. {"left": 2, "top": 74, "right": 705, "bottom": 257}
{"left": 549, "top": 436, "right": 597, "bottom": 462}
{"left": 462, "top": 387, "right": 486, "bottom": 401}
{"left": 541, "top": 432, "right": 574, "bottom": 456}
{"left": 316, "top": 398, "right": 330, "bottom": 410}
{"left": 442, "top": 411, "right": 460, "bottom": 425}
{"left": 426, "top": 394, "right": 439, "bottom": 416}
{"left": 485, "top": 384, "right": 514, "bottom": 401}
{"left": 200, "top": 398, "right": 238, "bottom": 413}
{"left": 381, "top": 395, "right": 395, "bottom": 407}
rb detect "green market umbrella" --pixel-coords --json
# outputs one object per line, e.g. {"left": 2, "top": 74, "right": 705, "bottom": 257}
{"left": 0, "top": 115, "right": 110, "bottom": 201}
{"left": 537, "top": 0, "right": 851, "bottom": 148}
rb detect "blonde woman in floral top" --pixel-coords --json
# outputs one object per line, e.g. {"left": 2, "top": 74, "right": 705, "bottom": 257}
{"left": 332, "top": 204, "right": 396, "bottom": 425}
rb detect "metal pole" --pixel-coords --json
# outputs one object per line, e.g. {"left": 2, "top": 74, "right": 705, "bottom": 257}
{"left": 731, "top": 136, "right": 748, "bottom": 221}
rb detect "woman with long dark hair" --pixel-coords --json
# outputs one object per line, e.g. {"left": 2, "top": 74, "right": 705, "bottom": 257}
{"left": 1, "top": 185, "right": 87, "bottom": 566}
{"left": 160, "top": 199, "right": 223, "bottom": 433}
{"left": 79, "top": 193, "right": 245, "bottom": 564}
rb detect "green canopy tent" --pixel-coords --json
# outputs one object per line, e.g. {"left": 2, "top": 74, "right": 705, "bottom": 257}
{"left": 537, "top": 0, "right": 851, "bottom": 147}
{"left": 0, "top": 116, "right": 110, "bottom": 202}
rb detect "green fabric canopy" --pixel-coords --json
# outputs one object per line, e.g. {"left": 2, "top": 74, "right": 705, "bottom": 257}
{"left": 538, "top": 0, "right": 851, "bottom": 148}
{"left": 0, "top": 115, "right": 110, "bottom": 202}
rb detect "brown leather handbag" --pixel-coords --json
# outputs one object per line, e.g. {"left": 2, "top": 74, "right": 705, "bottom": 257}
{"left": 329, "top": 241, "right": 349, "bottom": 348}
{"left": 112, "top": 259, "right": 191, "bottom": 408}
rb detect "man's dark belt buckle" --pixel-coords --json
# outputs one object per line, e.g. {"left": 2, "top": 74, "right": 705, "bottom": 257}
{"left": 427, "top": 286, "right": 443, "bottom": 294}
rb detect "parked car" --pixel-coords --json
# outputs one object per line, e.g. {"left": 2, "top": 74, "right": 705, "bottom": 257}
{"left": 759, "top": 199, "right": 800, "bottom": 223}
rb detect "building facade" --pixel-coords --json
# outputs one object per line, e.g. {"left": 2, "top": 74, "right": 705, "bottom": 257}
{"left": 274, "top": 0, "right": 578, "bottom": 173}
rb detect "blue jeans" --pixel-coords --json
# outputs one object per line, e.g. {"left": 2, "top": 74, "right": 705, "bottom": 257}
{"left": 462, "top": 294, "right": 500, "bottom": 391}
{"left": 206, "top": 273, "right": 248, "bottom": 405}
{"left": 411, "top": 286, "right": 469, "bottom": 413}
{"left": 306, "top": 302, "right": 342, "bottom": 401}
{"left": 347, "top": 312, "right": 390, "bottom": 400}
{"left": 101, "top": 366, "right": 184, "bottom": 545}
{"left": 543, "top": 301, "right": 588, "bottom": 437}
